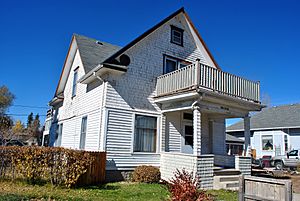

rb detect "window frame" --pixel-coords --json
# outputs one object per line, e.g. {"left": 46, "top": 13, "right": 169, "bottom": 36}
{"left": 72, "top": 68, "right": 79, "bottom": 98}
{"left": 133, "top": 114, "right": 158, "bottom": 153}
{"left": 163, "top": 55, "right": 191, "bottom": 74}
{"left": 170, "top": 25, "right": 184, "bottom": 46}
{"left": 79, "top": 116, "right": 88, "bottom": 150}
{"left": 56, "top": 123, "right": 63, "bottom": 147}
{"left": 261, "top": 135, "right": 274, "bottom": 151}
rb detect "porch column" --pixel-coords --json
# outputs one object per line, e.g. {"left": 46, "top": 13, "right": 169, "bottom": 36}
{"left": 193, "top": 107, "right": 201, "bottom": 156}
{"left": 244, "top": 115, "right": 251, "bottom": 156}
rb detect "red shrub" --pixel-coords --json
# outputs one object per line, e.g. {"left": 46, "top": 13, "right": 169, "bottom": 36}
{"left": 168, "top": 169, "right": 212, "bottom": 201}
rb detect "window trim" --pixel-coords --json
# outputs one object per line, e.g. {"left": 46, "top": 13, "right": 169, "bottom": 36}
{"left": 163, "top": 54, "right": 191, "bottom": 74}
{"left": 79, "top": 116, "right": 88, "bottom": 150}
{"left": 72, "top": 67, "right": 79, "bottom": 98}
{"left": 170, "top": 25, "right": 184, "bottom": 46}
{"left": 56, "top": 123, "right": 63, "bottom": 147}
{"left": 133, "top": 114, "right": 158, "bottom": 153}
{"left": 261, "top": 135, "right": 274, "bottom": 151}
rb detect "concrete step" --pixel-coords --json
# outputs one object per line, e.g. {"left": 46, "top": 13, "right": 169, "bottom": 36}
{"left": 213, "top": 174, "right": 240, "bottom": 191}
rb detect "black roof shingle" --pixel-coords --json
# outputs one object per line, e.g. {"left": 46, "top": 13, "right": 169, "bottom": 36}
{"left": 74, "top": 34, "right": 121, "bottom": 73}
{"left": 227, "top": 103, "right": 300, "bottom": 132}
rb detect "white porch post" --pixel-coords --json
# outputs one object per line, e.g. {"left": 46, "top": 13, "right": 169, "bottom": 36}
{"left": 193, "top": 107, "right": 201, "bottom": 156}
{"left": 244, "top": 115, "right": 251, "bottom": 156}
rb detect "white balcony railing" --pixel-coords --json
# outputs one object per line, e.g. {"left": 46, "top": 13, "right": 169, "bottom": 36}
{"left": 156, "top": 62, "right": 260, "bottom": 103}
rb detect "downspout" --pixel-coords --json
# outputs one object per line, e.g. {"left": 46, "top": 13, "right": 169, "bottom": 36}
{"left": 93, "top": 72, "right": 106, "bottom": 151}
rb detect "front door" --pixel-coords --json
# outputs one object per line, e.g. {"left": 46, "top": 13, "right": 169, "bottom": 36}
{"left": 182, "top": 124, "right": 193, "bottom": 154}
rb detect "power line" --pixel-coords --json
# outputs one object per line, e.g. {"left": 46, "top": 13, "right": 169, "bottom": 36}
{"left": 4, "top": 113, "right": 47, "bottom": 117}
{"left": 11, "top": 104, "right": 48, "bottom": 109}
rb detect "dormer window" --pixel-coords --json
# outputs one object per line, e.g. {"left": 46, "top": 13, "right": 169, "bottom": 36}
{"left": 171, "top": 25, "right": 184, "bottom": 46}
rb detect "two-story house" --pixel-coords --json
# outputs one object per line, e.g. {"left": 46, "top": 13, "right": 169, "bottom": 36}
{"left": 45, "top": 8, "right": 263, "bottom": 189}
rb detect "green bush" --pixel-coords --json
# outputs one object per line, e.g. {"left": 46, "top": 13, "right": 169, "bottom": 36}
{"left": 0, "top": 146, "right": 96, "bottom": 187}
{"left": 132, "top": 165, "right": 160, "bottom": 183}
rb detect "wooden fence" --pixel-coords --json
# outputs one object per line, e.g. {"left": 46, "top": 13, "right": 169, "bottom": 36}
{"left": 239, "top": 175, "right": 292, "bottom": 201}
{"left": 77, "top": 152, "right": 106, "bottom": 186}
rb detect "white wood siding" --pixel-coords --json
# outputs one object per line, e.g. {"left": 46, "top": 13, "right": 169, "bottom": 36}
{"left": 166, "top": 112, "right": 181, "bottom": 152}
{"left": 105, "top": 109, "right": 160, "bottom": 170}
{"left": 52, "top": 49, "right": 104, "bottom": 151}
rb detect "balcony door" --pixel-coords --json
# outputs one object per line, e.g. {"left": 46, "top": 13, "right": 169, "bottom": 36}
{"left": 181, "top": 123, "right": 193, "bottom": 154}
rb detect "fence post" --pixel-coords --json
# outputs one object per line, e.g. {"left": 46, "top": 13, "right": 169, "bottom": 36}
{"left": 238, "top": 175, "right": 245, "bottom": 201}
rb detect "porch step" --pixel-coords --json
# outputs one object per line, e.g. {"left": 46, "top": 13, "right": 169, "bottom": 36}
{"left": 213, "top": 175, "right": 240, "bottom": 191}
{"left": 214, "top": 168, "right": 241, "bottom": 176}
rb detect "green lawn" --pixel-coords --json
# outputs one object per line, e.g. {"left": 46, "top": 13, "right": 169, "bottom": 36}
{"left": 0, "top": 180, "right": 237, "bottom": 201}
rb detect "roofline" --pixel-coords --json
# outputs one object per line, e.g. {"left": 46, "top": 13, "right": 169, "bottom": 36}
{"left": 103, "top": 7, "right": 219, "bottom": 69}
{"left": 103, "top": 7, "right": 185, "bottom": 63}
{"left": 53, "top": 35, "right": 76, "bottom": 97}
{"left": 227, "top": 125, "right": 300, "bottom": 132}
{"left": 182, "top": 11, "right": 220, "bottom": 69}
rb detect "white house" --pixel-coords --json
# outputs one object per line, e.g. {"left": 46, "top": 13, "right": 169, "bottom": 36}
{"left": 227, "top": 104, "right": 300, "bottom": 159}
{"left": 44, "top": 8, "right": 263, "bottom": 188}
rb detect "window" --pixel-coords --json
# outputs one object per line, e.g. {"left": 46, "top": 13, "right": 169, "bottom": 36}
{"left": 171, "top": 25, "right": 184, "bottom": 46}
{"left": 183, "top": 113, "right": 193, "bottom": 121}
{"left": 56, "top": 124, "right": 63, "bottom": 146}
{"left": 72, "top": 69, "right": 78, "bottom": 97}
{"left": 164, "top": 56, "right": 191, "bottom": 74}
{"left": 288, "top": 150, "right": 298, "bottom": 156}
{"left": 262, "top": 135, "right": 273, "bottom": 151}
{"left": 79, "top": 116, "right": 87, "bottom": 149}
{"left": 134, "top": 115, "right": 157, "bottom": 152}
{"left": 284, "top": 135, "right": 288, "bottom": 151}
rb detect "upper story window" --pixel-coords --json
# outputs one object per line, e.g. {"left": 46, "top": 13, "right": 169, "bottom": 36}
{"left": 171, "top": 25, "right": 184, "bottom": 46}
{"left": 164, "top": 55, "right": 191, "bottom": 74}
{"left": 72, "top": 68, "right": 79, "bottom": 97}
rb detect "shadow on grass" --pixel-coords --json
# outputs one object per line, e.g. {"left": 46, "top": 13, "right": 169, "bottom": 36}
{"left": 0, "top": 193, "right": 34, "bottom": 201}
{"left": 76, "top": 183, "right": 121, "bottom": 190}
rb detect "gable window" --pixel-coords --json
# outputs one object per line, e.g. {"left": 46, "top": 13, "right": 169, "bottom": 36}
{"left": 56, "top": 123, "right": 63, "bottom": 147}
{"left": 79, "top": 116, "right": 87, "bottom": 149}
{"left": 164, "top": 55, "right": 191, "bottom": 74}
{"left": 72, "top": 69, "right": 78, "bottom": 97}
{"left": 134, "top": 115, "right": 157, "bottom": 152}
{"left": 171, "top": 25, "right": 184, "bottom": 46}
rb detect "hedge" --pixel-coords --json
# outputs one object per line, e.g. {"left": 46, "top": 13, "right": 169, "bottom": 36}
{"left": 0, "top": 146, "right": 96, "bottom": 187}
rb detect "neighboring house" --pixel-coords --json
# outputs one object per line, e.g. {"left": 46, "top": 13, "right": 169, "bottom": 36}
{"left": 42, "top": 109, "right": 52, "bottom": 146}
{"left": 226, "top": 134, "right": 244, "bottom": 156}
{"left": 227, "top": 104, "right": 300, "bottom": 159}
{"left": 44, "top": 8, "right": 263, "bottom": 188}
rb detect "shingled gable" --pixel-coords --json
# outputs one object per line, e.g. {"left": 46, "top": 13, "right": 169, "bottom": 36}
{"left": 78, "top": 7, "right": 220, "bottom": 83}
{"left": 103, "top": 7, "right": 219, "bottom": 68}
{"left": 227, "top": 103, "right": 300, "bottom": 132}
{"left": 52, "top": 34, "right": 121, "bottom": 99}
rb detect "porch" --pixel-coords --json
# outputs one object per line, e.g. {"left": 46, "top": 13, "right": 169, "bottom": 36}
{"left": 158, "top": 103, "right": 255, "bottom": 189}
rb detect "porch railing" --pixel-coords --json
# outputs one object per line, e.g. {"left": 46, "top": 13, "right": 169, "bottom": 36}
{"left": 156, "top": 62, "right": 260, "bottom": 103}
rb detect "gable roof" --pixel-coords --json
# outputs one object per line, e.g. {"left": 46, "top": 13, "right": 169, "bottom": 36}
{"left": 103, "top": 7, "right": 219, "bottom": 69}
{"left": 53, "top": 34, "right": 121, "bottom": 97}
{"left": 74, "top": 34, "right": 121, "bottom": 73}
{"left": 227, "top": 103, "right": 300, "bottom": 132}
{"left": 226, "top": 134, "right": 244, "bottom": 143}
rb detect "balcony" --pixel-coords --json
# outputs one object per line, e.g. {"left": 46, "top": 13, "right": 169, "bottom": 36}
{"left": 156, "top": 62, "right": 260, "bottom": 103}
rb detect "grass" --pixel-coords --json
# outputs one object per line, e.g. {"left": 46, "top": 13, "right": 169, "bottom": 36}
{"left": 0, "top": 180, "right": 238, "bottom": 201}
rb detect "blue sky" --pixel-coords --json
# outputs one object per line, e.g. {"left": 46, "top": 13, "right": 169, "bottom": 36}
{"left": 0, "top": 0, "right": 299, "bottom": 125}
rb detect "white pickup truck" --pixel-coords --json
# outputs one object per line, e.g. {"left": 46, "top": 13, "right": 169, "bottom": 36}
{"left": 271, "top": 149, "right": 300, "bottom": 170}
